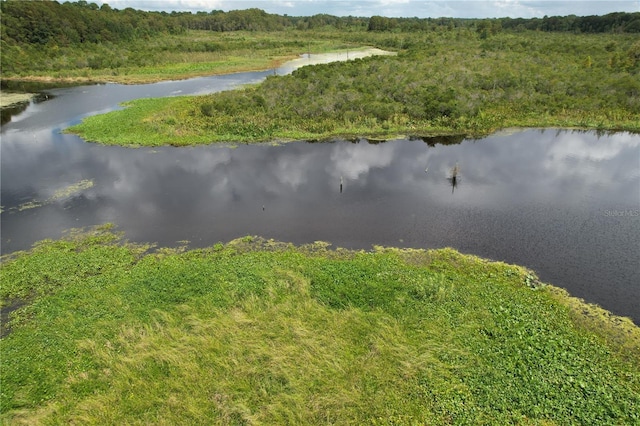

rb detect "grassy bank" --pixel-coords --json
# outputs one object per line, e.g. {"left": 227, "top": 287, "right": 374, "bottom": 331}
{"left": 67, "top": 30, "right": 640, "bottom": 146}
{"left": 1, "top": 226, "right": 639, "bottom": 424}
{"left": 1, "top": 30, "right": 385, "bottom": 86}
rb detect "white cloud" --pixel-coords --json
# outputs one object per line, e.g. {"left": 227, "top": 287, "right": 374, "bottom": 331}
{"left": 100, "top": 0, "right": 222, "bottom": 12}
{"left": 377, "top": 0, "right": 411, "bottom": 5}
{"left": 329, "top": 142, "right": 395, "bottom": 181}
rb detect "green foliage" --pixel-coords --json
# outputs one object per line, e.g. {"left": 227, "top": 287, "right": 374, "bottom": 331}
{"left": 1, "top": 2, "right": 638, "bottom": 79}
{"left": 69, "top": 30, "right": 640, "bottom": 146}
{"left": 3, "top": 4, "right": 639, "bottom": 142}
{"left": 368, "top": 16, "right": 397, "bottom": 32}
{"left": 0, "top": 0, "right": 183, "bottom": 47}
{"left": 501, "top": 12, "right": 640, "bottom": 33}
{"left": 1, "top": 230, "right": 639, "bottom": 424}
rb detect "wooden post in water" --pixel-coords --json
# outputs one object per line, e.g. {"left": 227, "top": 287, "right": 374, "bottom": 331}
{"left": 450, "top": 163, "right": 459, "bottom": 194}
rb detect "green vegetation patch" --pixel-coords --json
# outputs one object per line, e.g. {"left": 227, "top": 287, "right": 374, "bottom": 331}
{"left": 0, "top": 92, "right": 34, "bottom": 109}
{"left": 68, "top": 31, "right": 640, "bottom": 146}
{"left": 0, "top": 28, "right": 367, "bottom": 85}
{"left": 1, "top": 179, "right": 95, "bottom": 214}
{"left": 1, "top": 227, "right": 639, "bottom": 424}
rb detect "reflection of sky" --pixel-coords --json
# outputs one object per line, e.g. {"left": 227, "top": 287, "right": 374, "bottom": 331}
{"left": 277, "top": 49, "right": 395, "bottom": 75}
{"left": 2, "top": 127, "right": 639, "bottom": 321}
{"left": 1, "top": 73, "right": 268, "bottom": 132}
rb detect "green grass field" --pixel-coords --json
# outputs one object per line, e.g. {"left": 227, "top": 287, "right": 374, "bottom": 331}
{"left": 1, "top": 226, "right": 639, "bottom": 424}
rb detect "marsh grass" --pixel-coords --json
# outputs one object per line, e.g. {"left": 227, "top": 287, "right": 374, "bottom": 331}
{"left": 68, "top": 30, "right": 640, "bottom": 146}
{"left": 1, "top": 30, "right": 374, "bottom": 85}
{"left": 1, "top": 227, "right": 639, "bottom": 424}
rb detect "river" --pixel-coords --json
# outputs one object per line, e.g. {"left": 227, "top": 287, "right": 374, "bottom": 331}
{"left": 1, "top": 54, "right": 639, "bottom": 323}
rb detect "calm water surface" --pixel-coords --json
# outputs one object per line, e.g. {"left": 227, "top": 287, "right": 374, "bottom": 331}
{"left": 1, "top": 65, "right": 639, "bottom": 323}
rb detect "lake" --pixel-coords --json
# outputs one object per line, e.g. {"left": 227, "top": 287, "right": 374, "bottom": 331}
{"left": 1, "top": 58, "right": 639, "bottom": 323}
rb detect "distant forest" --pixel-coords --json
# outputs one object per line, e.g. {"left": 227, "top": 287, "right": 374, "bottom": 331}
{"left": 1, "top": 0, "right": 639, "bottom": 48}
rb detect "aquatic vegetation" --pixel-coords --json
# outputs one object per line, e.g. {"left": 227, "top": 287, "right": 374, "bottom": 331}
{"left": 15, "top": 200, "right": 43, "bottom": 212}
{"left": 1, "top": 227, "right": 638, "bottom": 423}
{"left": 49, "top": 179, "right": 94, "bottom": 201}
{"left": 2, "top": 179, "right": 94, "bottom": 214}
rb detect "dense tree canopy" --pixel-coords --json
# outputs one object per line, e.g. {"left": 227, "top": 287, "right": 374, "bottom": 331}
{"left": 1, "top": 0, "right": 638, "bottom": 52}
{"left": 501, "top": 12, "right": 640, "bottom": 33}
{"left": 0, "top": 0, "right": 183, "bottom": 46}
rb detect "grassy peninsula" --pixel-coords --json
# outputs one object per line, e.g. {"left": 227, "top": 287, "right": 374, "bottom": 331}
{"left": 67, "top": 30, "right": 640, "bottom": 146}
{"left": 1, "top": 225, "right": 639, "bottom": 424}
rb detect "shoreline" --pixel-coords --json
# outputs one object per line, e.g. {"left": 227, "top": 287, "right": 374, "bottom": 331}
{"left": 3, "top": 229, "right": 639, "bottom": 333}
{"left": 66, "top": 98, "right": 640, "bottom": 148}
{"left": 0, "top": 47, "right": 394, "bottom": 87}
{"left": 0, "top": 56, "right": 298, "bottom": 86}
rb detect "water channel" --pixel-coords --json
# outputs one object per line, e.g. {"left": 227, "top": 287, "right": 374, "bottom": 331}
{"left": 1, "top": 55, "right": 639, "bottom": 323}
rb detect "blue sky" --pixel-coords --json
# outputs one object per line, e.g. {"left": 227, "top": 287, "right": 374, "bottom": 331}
{"left": 93, "top": 1, "right": 639, "bottom": 19}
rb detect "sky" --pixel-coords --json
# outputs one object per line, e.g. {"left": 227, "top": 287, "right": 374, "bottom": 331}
{"left": 92, "top": 0, "right": 640, "bottom": 19}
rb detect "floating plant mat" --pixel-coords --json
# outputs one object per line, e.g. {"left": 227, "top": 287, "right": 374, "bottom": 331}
{"left": 1, "top": 179, "right": 94, "bottom": 214}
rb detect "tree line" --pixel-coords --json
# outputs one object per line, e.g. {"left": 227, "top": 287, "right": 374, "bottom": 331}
{"left": 500, "top": 13, "right": 640, "bottom": 33}
{"left": 2, "top": 0, "right": 639, "bottom": 50}
{"left": 0, "top": 0, "right": 183, "bottom": 46}
{"left": 368, "top": 13, "right": 640, "bottom": 33}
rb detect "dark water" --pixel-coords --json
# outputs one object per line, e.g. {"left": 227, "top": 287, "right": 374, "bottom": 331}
{"left": 1, "top": 73, "right": 639, "bottom": 323}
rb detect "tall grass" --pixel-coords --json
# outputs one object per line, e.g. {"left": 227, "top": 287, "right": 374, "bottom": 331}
{"left": 1, "top": 30, "right": 389, "bottom": 85}
{"left": 1, "top": 227, "right": 639, "bottom": 424}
